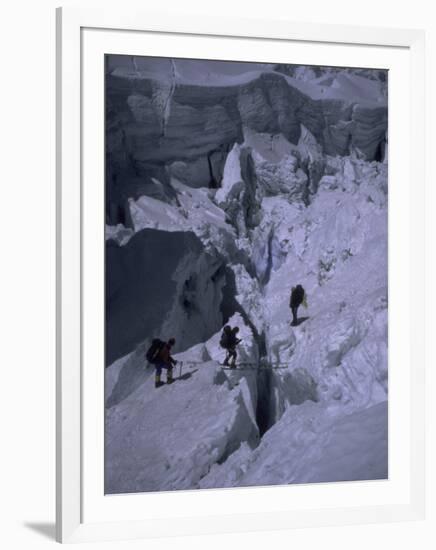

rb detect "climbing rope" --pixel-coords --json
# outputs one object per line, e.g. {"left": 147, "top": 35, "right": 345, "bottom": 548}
{"left": 177, "top": 360, "right": 289, "bottom": 370}
{"left": 146, "top": 360, "right": 290, "bottom": 378}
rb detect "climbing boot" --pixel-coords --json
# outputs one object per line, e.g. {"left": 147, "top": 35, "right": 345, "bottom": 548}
{"left": 155, "top": 374, "right": 164, "bottom": 388}
{"left": 167, "top": 369, "right": 174, "bottom": 384}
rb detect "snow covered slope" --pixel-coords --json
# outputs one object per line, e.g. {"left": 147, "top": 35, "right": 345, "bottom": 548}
{"left": 199, "top": 401, "right": 387, "bottom": 488}
{"left": 106, "top": 360, "right": 260, "bottom": 494}
{"left": 105, "top": 59, "right": 388, "bottom": 493}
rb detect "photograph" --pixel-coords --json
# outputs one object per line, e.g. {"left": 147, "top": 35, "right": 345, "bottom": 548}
{"left": 104, "top": 55, "right": 388, "bottom": 495}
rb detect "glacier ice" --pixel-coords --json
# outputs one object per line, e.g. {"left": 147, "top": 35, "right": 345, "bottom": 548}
{"left": 106, "top": 58, "right": 387, "bottom": 225}
{"left": 105, "top": 59, "right": 388, "bottom": 493}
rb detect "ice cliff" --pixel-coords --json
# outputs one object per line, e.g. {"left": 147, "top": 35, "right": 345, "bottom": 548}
{"left": 105, "top": 57, "right": 387, "bottom": 225}
{"left": 106, "top": 229, "right": 232, "bottom": 366}
{"left": 105, "top": 59, "right": 388, "bottom": 494}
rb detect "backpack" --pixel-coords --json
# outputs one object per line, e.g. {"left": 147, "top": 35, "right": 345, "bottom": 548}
{"left": 146, "top": 339, "right": 165, "bottom": 364}
{"left": 290, "top": 285, "right": 305, "bottom": 308}
{"left": 220, "top": 331, "right": 230, "bottom": 349}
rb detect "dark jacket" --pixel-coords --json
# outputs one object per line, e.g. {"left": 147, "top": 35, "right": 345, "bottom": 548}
{"left": 228, "top": 330, "right": 240, "bottom": 349}
{"left": 290, "top": 285, "right": 305, "bottom": 308}
{"left": 157, "top": 343, "right": 176, "bottom": 367}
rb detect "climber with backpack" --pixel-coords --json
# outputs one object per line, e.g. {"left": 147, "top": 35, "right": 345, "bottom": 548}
{"left": 220, "top": 325, "right": 241, "bottom": 368}
{"left": 146, "top": 337, "right": 178, "bottom": 388}
{"left": 289, "top": 284, "right": 307, "bottom": 326}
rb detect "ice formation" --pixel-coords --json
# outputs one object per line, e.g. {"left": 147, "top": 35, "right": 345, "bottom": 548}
{"left": 105, "top": 58, "right": 388, "bottom": 494}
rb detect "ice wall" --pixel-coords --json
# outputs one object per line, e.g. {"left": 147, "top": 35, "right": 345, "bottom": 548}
{"left": 106, "top": 228, "right": 230, "bottom": 365}
{"left": 106, "top": 58, "right": 387, "bottom": 224}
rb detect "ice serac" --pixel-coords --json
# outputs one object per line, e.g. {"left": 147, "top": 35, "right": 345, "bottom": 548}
{"left": 215, "top": 144, "right": 262, "bottom": 237}
{"left": 106, "top": 58, "right": 387, "bottom": 224}
{"left": 106, "top": 228, "right": 230, "bottom": 366}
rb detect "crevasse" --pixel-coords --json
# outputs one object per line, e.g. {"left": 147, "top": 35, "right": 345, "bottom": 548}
{"left": 104, "top": 62, "right": 388, "bottom": 493}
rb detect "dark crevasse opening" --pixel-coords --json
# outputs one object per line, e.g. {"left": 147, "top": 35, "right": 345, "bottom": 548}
{"left": 254, "top": 363, "right": 319, "bottom": 438}
{"left": 255, "top": 366, "right": 277, "bottom": 437}
{"left": 374, "top": 139, "right": 386, "bottom": 163}
{"left": 219, "top": 266, "right": 239, "bottom": 324}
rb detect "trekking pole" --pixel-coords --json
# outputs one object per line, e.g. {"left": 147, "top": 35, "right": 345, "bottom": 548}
{"left": 179, "top": 361, "right": 182, "bottom": 379}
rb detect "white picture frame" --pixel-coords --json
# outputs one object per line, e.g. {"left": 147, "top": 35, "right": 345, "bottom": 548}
{"left": 56, "top": 6, "right": 426, "bottom": 544}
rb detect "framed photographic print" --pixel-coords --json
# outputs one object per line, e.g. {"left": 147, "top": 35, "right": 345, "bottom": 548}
{"left": 56, "top": 6, "right": 426, "bottom": 543}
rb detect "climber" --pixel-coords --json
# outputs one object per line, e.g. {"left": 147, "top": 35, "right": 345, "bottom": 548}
{"left": 220, "top": 326, "right": 241, "bottom": 368}
{"left": 153, "top": 337, "right": 177, "bottom": 388}
{"left": 289, "top": 284, "right": 307, "bottom": 326}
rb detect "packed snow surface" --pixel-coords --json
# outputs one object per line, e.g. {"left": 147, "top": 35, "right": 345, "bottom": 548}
{"left": 105, "top": 60, "right": 388, "bottom": 494}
